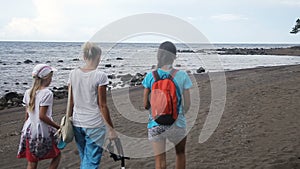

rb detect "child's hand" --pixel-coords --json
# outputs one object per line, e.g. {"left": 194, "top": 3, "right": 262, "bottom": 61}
{"left": 108, "top": 129, "right": 118, "bottom": 140}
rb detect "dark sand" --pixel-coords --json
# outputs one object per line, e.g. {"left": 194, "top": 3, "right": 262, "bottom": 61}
{"left": 1, "top": 64, "right": 300, "bottom": 169}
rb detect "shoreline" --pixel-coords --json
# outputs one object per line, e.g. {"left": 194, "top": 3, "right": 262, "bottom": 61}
{"left": 1, "top": 44, "right": 300, "bottom": 110}
{"left": 1, "top": 62, "right": 300, "bottom": 110}
{"left": 215, "top": 45, "right": 300, "bottom": 56}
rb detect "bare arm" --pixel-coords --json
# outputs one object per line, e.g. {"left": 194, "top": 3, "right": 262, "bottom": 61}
{"left": 24, "top": 106, "right": 29, "bottom": 121}
{"left": 183, "top": 89, "right": 191, "bottom": 113}
{"left": 143, "top": 88, "right": 151, "bottom": 110}
{"left": 39, "top": 106, "right": 60, "bottom": 129}
{"left": 98, "top": 85, "right": 117, "bottom": 139}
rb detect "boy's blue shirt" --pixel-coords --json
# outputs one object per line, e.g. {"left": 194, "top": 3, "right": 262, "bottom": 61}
{"left": 142, "top": 68, "right": 193, "bottom": 128}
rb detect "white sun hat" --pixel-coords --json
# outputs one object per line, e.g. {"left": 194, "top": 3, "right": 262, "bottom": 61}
{"left": 32, "top": 64, "right": 57, "bottom": 78}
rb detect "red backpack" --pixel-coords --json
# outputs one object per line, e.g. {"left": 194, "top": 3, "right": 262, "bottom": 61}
{"left": 150, "top": 69, "right": 179, "bottom": 125}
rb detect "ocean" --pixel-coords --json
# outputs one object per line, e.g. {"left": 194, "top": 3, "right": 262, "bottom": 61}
{"left": 1, "top": 41, "right": 300, "bottom": 97}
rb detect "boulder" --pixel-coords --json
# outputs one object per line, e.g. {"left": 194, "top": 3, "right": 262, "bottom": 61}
{"left": 4, "top": 92, "right": 19, "bottom": 101}
{"left": 24, "top": 59, "right": 33, "bottom": 64}
{"left": 105, "top": 64, "right": 112, "bottom": 68}
{"left": 108, "top": 74, "right": 116, "bottom": 79}
{"left": 130, "top": 73, "right": 146, "bottom": 86}
{"left": 120, "top": 74, "right": 133, "bottom": 82}
{"left": 196, "top": 67, "right": 205, "bottom": 73}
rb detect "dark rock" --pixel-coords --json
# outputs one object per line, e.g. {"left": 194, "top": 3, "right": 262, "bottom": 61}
{"left": 5, "top": 90, "right": 9, "bottom": 92}
{"left": 120, "top": 74, "right": 133, "bottom": 82}
{"left": 53, "top": 90, "right": 67, "bottom": 99}
{"left": 17, "top": 93, "right": 24, "bottom": 99}
{"left": 3, "top": 92, "right": 21, "bottom": 107}
{"left": 4, "top": 92, "right": 18, "bottom": 101}
{"left": 61, "top": 67, "right": 73, "bottom": 70}
{"left": 15, "top": 82, "right": 19, "bottom": 85}
{"left": 35, "top": 61, "right": 40, "bottom": 63}
{"left": 217, "top": 48, "right": 268, "bottom": 55}
{"left": 57, "top": 86, "right": 68, "bottom": 90}
{"left": 0, "top": 97, "right": 7, "bottom": 106}
{"left": 22, "top": 82, "right": 28, "bottom": 85}
{"left": 175, "top": 64, "right": 181, "bottom": 67}
{"left": 130, "top": 73, "right": 146, "bottom": 86}
{"left": 72, "top": 58, "right": 80, "bottom": 61}
{"left": 58, "top": 60, "right": 64, "bottom": 63}
{"left": 177, "top": 49, "right": 195, "bottom": 53}
{"left": 24, "top": 59, "right": 33, "bottom": 64}
{"left": 112, "top": 83, "right": 117, "bottom": 88}
{"left": 196, "top": 67, "right": 205, "bottom": 73}
{"left": 116, "top": 57, "right": 123, "bottom": 60}
{"left": 46, "top": 61, "right": 51, "bottom": 63}
{"left": 17, "top": 62, "right": 22, "bottom": 65}
{"left": 12, "top": 97, "right": 22, "bottom": 105}
{"left": 4, "top": 82, "right": 8, "bottom": 84}
{"left": 290, "top": 46, "right": 300, "bottom": 50}
{"left": 63, "top": 85, "right": 68, "bottom": 90}
{"left": 105, "top": 64, "right": 112, "bottom": 68}
{"left": 108, "top": 74, "right": 116, "bottom": 79}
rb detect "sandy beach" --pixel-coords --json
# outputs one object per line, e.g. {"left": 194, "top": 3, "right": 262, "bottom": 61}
{"left": 1, "top": 64, "right": 300, "bottom": 169}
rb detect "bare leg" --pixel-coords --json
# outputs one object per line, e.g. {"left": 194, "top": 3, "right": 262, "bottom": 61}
{"left": 175, "top": 137, "right": 186, "bottom": 169}
{"left": 152, "top": 140, "right": 166, "bottom": 169}
{"left": 49, "top": 153, "right": 61, "bottom": 169}
{"left": 27, "top": 162, "right": 38, "bottom": 169}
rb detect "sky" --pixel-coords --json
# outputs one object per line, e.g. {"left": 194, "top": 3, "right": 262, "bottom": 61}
{"left": 0, "top": 0, "right": 299, "bottom": 43}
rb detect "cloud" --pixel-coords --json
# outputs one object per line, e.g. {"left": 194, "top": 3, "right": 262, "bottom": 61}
{"left": 211, "top": 14, "right": 248, "bottom": 22}
{"left": 0, "top": 0, "right": 67, "bottom": 40}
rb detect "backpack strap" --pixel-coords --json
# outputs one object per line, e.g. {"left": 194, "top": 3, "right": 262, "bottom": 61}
{"left": 169, "top": 69, "right": 178, "bottom": 80}
{"left": 152, "top": 70, "right": 160, "bottom": 82}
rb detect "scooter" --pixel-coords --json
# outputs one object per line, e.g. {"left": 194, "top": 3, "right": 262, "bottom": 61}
{"left": 107, "top": 138, "right": 130, "bottom": 169}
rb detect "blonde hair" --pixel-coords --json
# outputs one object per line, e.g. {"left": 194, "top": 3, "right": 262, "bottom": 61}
{"left": 28, "top": 73, "right": 53, "bottom": 112}
{"left": 82, "top": 42, "right": 102, "bottom": 60}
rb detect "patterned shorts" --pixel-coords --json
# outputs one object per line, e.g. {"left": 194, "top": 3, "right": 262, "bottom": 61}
{"left": 148, "top": 125, "right": 186, "bottom": 144}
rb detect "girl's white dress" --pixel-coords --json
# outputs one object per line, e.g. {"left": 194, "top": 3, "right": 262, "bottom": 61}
{"left": 17, "top": 88, "right": 60, "bottom": 162}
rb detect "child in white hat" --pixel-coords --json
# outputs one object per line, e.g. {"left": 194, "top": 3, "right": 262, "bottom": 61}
{"left": 17, "top": 64, "right": 61, "bottom": 169}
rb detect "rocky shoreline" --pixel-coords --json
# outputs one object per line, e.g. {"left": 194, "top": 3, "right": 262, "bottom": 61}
{"left": 2, "top": 45, "right": 300, "bottom": 110}
{"left": 177, "top": 45, "right": 300, "bottom": 56}
{"left": 216, "top": 45, "right": 300, "bottom": 56}
{"left": 0, "top": 67, "right": 206, "bottom": 110}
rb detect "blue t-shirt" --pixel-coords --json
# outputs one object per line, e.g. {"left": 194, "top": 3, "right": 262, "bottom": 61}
{"left": 142, "top": 68, "right": 193, "bottom": 129}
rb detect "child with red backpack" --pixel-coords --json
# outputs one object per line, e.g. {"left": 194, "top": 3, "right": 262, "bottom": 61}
{"left": 142, "top": 41, "right": 192, "bottom": 169}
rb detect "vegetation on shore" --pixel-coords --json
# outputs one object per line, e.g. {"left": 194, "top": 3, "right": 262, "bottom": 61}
{"left": 290, "top": 18, "right": 300, "bottom": 34}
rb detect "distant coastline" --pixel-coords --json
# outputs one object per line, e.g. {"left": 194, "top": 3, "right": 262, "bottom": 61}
{"left": 177, "top": 45, "right": 300, "bottom": 56}
{"left": 216, "top": 45, "right": 300, "bottom": 56}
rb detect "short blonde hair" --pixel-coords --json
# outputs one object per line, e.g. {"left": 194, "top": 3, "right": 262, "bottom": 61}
{"left": 82, "top": 42, "right": 102, "bottom": 60}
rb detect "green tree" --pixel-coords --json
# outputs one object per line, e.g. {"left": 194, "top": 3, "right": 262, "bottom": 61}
{"left": 290, "top": 18, "right": 300, "bottom": 34}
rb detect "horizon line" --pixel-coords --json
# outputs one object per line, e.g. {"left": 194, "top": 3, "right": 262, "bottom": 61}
{"left": 0, "top": 40, "right": 300, "bottom": 45}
